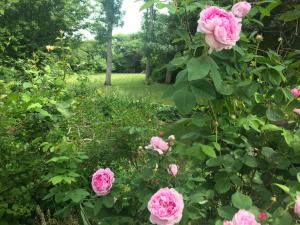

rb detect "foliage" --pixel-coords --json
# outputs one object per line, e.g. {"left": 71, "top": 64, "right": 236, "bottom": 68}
{"left": 113, "top": 34, "right": 143, "bottom": 73}
{"left": 69, "top": 40, "right": 107, "bottom": 72}
{"left": 73, "top": 1, "right": 300, "bottom": 224}
{"left": 0, "top": 0, "right": 90, "bottom": 59}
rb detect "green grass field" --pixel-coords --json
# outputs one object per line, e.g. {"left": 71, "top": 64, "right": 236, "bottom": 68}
{"left": 67, "top": 73, "right": 172, "bottom": 104}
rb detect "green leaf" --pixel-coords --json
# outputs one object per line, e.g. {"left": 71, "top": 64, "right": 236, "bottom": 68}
{"left": 190, "top": 79, "right": 216, "bottom": 100}
{"left": 21, "top": 93, "right": 31, "bottom": 102}
{"left": 231, "top": 192, "right": 252, "bottom": 209}
{"left": 171, "top": 56, "right": 188, "bottom": 67}
{"left": 36, "top": 108, "right": 52, "bottom": 118}
{"left": 241, "top": 155, "right": 257, "bottom": 168}
{"left": 175, "top": 69, "right": 188, "bottom": 84}
{"left": 173, "top": 88, "right": 196, "bottom": 115}
{"left": 273, "top": 183, "right": 290, "bottom": 193}
{"left": 27, "top": 103, "right": 42, "bottom": 110}
{"left": 200, "top": 144, "right": 216, "bottom": 158}
{"left": 187, "top": 56, "right": 211, "bottom": 81}
{"left": 262, "top": 68, "right": 282, "bottom": 86}
{"left": 68, "top": 189, "right": 90, "bottom": 203}
{"left": 266, "top": 107, "right": 285, "bottom": 122}
{"left": 297, "top": 173, "right": 300, "bottom": 183}
{"left": 217, "top": 206, "right": 236, "bottom": 219}
{"left": 49, "top": 176, "right": 64, "bottom": 185}
{"left": 140, "top": 0, "right": 156, "bottom": 11}
{"left": 103, "top": 194, "right": 115, "bottom": 208}
{"left": 280, "top": 7, "right": 300, "bottom": 22}
{"left": 261, "top": 124, "right": 282, "bottom": 132}
{"left": 189, "top": 193, "right": 205, "bottom": 204}
{"left": 23, "top": 82, "right": 32, "bottom": 89}
{"left": 93, "top": 198, "right": 103, "bottom": 215}
{"left": 262, "top": 147, "right": 276, "bottom": 158}
{"left": 215, "top": 177, "right": 231, "bottom": 194}
{"left": 273, "top": 207, "right": 293, "bottom": 225}
{"left": 210, "top": 69, "right": 233, "bottom": 95}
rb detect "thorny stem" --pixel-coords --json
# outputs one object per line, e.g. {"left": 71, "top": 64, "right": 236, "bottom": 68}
{"left": 254, "top": 42, "right": 260, "bottom": 67}
{"left": 208, "top": 100, "right": 219, "bottom": 145}
{"left": 184, "top": 5, "right": 193, "bottom": 44}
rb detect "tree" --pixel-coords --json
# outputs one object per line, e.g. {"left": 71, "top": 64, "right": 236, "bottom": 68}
{"left": 142, "top": 1, "right": 155, "bottom": 84}
{"left": 96, "top": 0, "right": 123, "bottom": 86}
{"left": 113, "top": 33, "right": 143, "bottom": 73}
{"left": 0, "top": 0, "right": 90, "bottom": 59}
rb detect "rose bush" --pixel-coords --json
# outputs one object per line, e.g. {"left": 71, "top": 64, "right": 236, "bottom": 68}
{"left": 78, "top": 1, "right": 300, "bottom": 225}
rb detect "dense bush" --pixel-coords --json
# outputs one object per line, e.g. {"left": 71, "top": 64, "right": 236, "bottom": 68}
{"left": 0, "top": 55, "right": 161, "bottom": 224}
{"left": 73, "top": 2, "right": 300, "bottom": 225}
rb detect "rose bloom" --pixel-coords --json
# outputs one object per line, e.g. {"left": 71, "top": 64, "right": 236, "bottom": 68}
{"left": 294, "top": 196, "right": 300, "bottom": 216}
{"left": 146, "top": 136, "right": 169, "bottom": 155}
{"left": 293, "top": 109, "right": 300, "bottom": 115}
{"left": 258, "top": 212, "right": 267, "bottom": 221}
{"left": 232, "top": 210, "right": 261, "bottom": 225}
{"left": 148, "top": 188, "right": 184, "bottom": 225}
{"left": 223, "top": 221, "right": 233, "bottom": 225}
{"left": 291, "top": 88, "right": 300, "bottom": 97}
{"left": 167, "top": 164, "right": 178, "bottom": 177}
{"left": 91, "top": 168, "right": 115, "bottom": 196}
{"left": 197, "top": 6, "right": 241, "bottom": 53}
{"left": 231, "top": 2, "right": 252, "bottom": 18}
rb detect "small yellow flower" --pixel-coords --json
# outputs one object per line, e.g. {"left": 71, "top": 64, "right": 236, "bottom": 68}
{"left": 256, "top": 34, "right": 263, "bottom": 42}
{"left": 46, "top": 45, "right": 55, "bottom": 52}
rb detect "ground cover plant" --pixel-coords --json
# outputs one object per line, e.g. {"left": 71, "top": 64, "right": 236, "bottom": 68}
{"left": 67, "top": 73, "right": 171, "bottom": 104}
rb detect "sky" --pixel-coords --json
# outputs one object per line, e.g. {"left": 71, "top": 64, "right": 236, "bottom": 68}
{"left": 113, "top": 0, "right": 144, "bottom": 35}
{"left": 80, "top": 0, "right": 144, "bottom": 39}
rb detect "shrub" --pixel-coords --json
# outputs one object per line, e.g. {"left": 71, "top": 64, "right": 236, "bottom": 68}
{"left": 75, "top": 2, "right": 300, "bottom": 225}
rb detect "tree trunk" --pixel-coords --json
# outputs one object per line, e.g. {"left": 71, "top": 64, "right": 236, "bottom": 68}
{"left": 145, "top": 56, "right": 151, "bottom": 84}
{"left": 104, "top": 23, "right": 113, "bottom": 86}
{"left": 145, "top": 4, "right": 154, "bottom": 85}
{"left": 165, "top": 70, "right": 172, "bottom": 84}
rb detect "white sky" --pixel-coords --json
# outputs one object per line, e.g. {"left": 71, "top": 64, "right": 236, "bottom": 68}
{"left": 113, "top": 0, "right": 144, "bottom": 35}
{"left": 80, "top": 0, "right": 144, "bottom": 39}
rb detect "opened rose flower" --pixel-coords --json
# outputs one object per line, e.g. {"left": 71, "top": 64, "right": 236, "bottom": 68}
{"left": 197, "top": 6, "right": 241, "bottom": 53}
{"left": 148, "top": 188, "right": 184, "bottom": 225}
{"left": 146, "top": 136, "right": 170, "bottom": 155}
{"left": 225, "top": 210, "right": 261, "bottom": 225}
{"left": 91, "top": 168, "right": 115, "bottom": 196}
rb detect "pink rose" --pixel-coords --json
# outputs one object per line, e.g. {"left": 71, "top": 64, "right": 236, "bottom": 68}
{"left": 291, "top": 88, "right": 300, "bottom": 97}
{"left": 148, "top": 188, "right": 184, "bottom": 225}
{"left": 197, "top": 6, "right": 241, "bottom": 53}
{"left": 232, "top": 210, "right": 261, "bottom": 225}
{"left": 223, "top": 221, "right": 234, "bottom": 225}
{"left": 258, "top": 212, "right": 267, "bottom": 221}
{"left": 167, "top": 164, "right": 178, "bottom": 177}
{"left": 232, "top": 2, "right": 252, "bottom": 18}
{"left": 91, "top": 168, "right": 115, "bottom": 196}
{"left": 293, "top": 109, "right": 300, "bottom": 115}
{"left": 294, "top": 196, "right": 300, "bottom": 216}
{"left": 146, "top": 136, "right": 170, "bottom": 155}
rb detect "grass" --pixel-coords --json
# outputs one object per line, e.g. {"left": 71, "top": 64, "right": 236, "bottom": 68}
{"left": 67, "top": 73, "right": 172, "bottom": 104}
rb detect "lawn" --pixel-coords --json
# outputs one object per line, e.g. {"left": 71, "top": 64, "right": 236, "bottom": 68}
{"left": 68, "top": 73, "right": 172, "bottom": 104}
